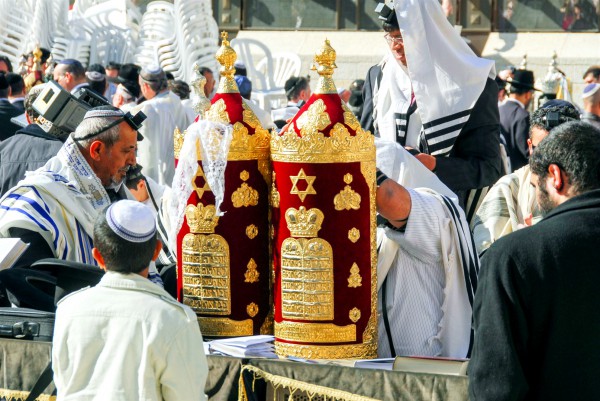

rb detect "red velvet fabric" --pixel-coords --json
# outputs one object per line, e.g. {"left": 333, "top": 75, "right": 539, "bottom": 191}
{"left": 286, "top": 93, "right": 358, "bottom": 137}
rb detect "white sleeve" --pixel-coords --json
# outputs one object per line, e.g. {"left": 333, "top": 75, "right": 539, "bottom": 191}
{"left": 160, "top": 312, "right": 209, "bottom": 401}
{"left": 384, "top": 188, "right": 446, "bottom": 265}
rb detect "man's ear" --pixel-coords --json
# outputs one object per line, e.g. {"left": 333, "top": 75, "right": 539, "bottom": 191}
{"left": 548, "top": 163, "right": 564, "bottom": 192}
{"left": 92, "top": 248, "right": 107, "bottom": 271}
{"left": 152, "top": 240, "right": 163, "bottom": 262}
{"left": 88, "top": 140, "right": 104, "bottom": 161}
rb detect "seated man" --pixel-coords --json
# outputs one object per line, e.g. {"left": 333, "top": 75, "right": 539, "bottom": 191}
{"left": 271, "top": 76, "right": 311, "bottom": 129}
{"left": 471, "top": 100, "right": 579, "bottom": 255}
{"left": 53, "top": 200, "right": 208, "bottom": 400}
{"left": 469, "top": 121, "right": 600, "bottom": 400}
{"left": 375, "top": 138, "right": 478, "bottom": 358}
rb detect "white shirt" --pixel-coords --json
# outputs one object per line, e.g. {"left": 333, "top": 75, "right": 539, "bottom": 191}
{"left": 133, "top": 91, "right": 192, "bottom": 186}
{"left": 53, "top": 271, "right": 208, "bottom": 401}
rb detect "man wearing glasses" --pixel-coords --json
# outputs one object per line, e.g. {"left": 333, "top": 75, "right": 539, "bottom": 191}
{"left": 0, "top": 106, "right": 157, "bottom": 310}
{"left": 53, "top": 59, "right": 89, "bottom": 93}
{"left": 361, "top": 0, "right": 502, "bottom": 219}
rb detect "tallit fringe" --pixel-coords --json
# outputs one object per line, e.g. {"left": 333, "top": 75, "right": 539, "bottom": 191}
{"left": 0, "top": 388, "right": 55, "bottom": 401}
{"left": 238, "top": 365, "right": 380, "bottom": 401}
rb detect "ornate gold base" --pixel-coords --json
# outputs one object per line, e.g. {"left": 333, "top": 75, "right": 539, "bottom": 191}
{"left": 274, "top": 340, "right": 377, "bottom": 360}
{"left": 199, "top": 317, "right": 253, "bottom": 337}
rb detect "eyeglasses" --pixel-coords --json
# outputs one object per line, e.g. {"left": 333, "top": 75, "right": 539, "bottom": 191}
{"left": 384, "top": 33, "right": 404, "bottom": 45}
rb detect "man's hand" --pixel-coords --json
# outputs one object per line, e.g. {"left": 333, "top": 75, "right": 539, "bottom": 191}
{"left": 414, "top": 153, "right": 437, "bottom": 172}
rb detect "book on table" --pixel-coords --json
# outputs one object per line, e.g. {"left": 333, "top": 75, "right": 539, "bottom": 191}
{"left": 392, "top": 356, "right": 469, "bottom": 376}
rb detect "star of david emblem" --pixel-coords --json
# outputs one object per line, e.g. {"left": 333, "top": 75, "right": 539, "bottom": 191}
{"left": 290, "top": 168, "right": 316, "bottom": 202}
{"left": 193, "top": 166, "right": 211, "bottom": 199}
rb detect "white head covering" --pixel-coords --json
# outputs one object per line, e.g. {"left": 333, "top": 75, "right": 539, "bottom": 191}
{"left": 376, "top": 0, "right": 495, "bottom": 156}
{"left": 106, "top": 200, "right": 156, "bottom": 243}
{"left": 582, "top": 83, "right": 600, "bottom": 99}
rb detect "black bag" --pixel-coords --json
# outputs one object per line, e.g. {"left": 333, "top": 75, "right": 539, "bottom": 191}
{"left": 0, "top": 307, "right": 54, "bottom": 341}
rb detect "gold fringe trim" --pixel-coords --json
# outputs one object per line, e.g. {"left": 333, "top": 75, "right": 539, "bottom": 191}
{"left": 238, "top": 365, "right": 381, "bottom": 401}
{"left": 0, "top": 388, "right": 56, "bottom": 401}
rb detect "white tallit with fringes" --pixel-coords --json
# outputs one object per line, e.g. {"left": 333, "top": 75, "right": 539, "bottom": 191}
{"left": 384, "top": 0, "right": 495, "bottom": 156}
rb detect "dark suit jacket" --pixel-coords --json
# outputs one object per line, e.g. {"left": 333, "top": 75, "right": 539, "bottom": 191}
{"left": 0, "top": 124, "right": 64, "bottom": 196}
{"left": 468, "top": 190, "right": 600, "bottom": 401}
{"left": 499, "top": 100, "right": 530, "bottom": 171}
{"left": 10, "top": 99, "right": 24, "bottom": 113}
{"left": 361, "top": 64, "right": 502, "bottom": 206}
{"left": 0, "top": 99, "right": 22, "bottom": 141}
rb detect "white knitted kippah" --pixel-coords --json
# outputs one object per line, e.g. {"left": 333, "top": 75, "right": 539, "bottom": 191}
{"left": 85, "top": 71, "right": 105, "bottom": 82}
{"left": 83, "top": 106, "right": 124, "bottom": 120}
{"left": 582, "top": 83, "right": 600, "bottom": 99}
{"left": 106, "top": 200, "right": 156, "bottom": 243}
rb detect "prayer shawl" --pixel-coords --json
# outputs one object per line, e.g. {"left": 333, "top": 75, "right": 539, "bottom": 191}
{"left": 471, "top": 165, "right": 541, "bottom": 255}
{"left": 376, "top": 138, "right": 479, "bottom": 358}
{"left": 375, "top": 0, "right": 495, "bottom": 156}
{"left": 0, "top": 137, "right": 162, "bottom": 284}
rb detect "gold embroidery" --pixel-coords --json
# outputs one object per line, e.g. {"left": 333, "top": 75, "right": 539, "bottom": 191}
{"left": 174, "top": 127, "right": 184, "bottom": 159}
{"left": 281, "top": 237, "right": 333, "bottom": 320}
{"left": 271, "top": 124, "right": 375, "bottom": 164}
{"left": 205, "top": 98, "right": 230, "bottom": 124}
{"left": 260, "top": 313, "right": 274, "bottom": 335}
{"left": 349, "top": 307, "right": 361, "bottom": 323}
{"left": 275, "top": 321, "right": 356, "bottom": 343}
{"left": 348, "top": 227, "right": 360, "bottom": 243}
{"left": 285, "top": 206, "right": 324, "bottom": 238}
{"left": 185, "top": 204, "right": 219, "bottom": 234}
{"left": 290, "top": 168, "right": 316, "bottom": 201}
{"left": 198, "top": 317, "right": 253, "bottom": 337}
{"left": 192, "top": 166, "right": 211, "bottom": 199}
{"left": 242, "top": 102, "right": 261, "bottom": 129}
{"left": 333, "top": 185, "right": 361, "bottom": 211}
{"left": 274, "top": 341, "right": 376, "bottom": 360}
{"left": 240, "top": 170, "right": 250, "bottom": 181}
{"left": 231, "top": 183, "right": 259, "bottom": 208}
{"left": 257, "top": 158, "right": 271, "bottom": 185}
{"left": 182, "top": 233, "right": 230, "bottom": 315}
{"left": 342, "top": 103, "right": 362, "bottom": 131}
{"left": 244, "top": 258, "right": 260, "bottom": 283}
{"left": 347, "top": 263, "right": 362, "bottom": 288}
{"left": 296, "top": 99, "right": 331, "bottom": 137}
{"left": 246, "top": 224, "right": 258, "bottom": 239}
{"left": 247, "top": 302, "right": 259, "bottom": 318}
{"left": 343, "top": 173, "right": 353, "bottom": 184}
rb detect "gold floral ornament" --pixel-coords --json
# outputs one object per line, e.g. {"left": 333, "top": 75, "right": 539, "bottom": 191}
{"left": 240, "top": 170, "right": 250, "bottom": 181}
{"left": 348, "top": 227, "right": 360, "bottom": 243}
{"left": 205, "top": 98, "right": 230, "bottom": 125}
{"left": 290, "top": 168, "right": 317, "bottom": 201}
{"left": 246, "top": 224, "right": 258, "bottom": 239}
{"left": 271, "top": 172, "right": 280, "bottom": 208}
{"left": 334, "top": 185, "right": 361, "bottom": 211}
{"left": 190, "top": 63, "right": 211, "bottom": 118}
{"left": 231, "top": 183, "right": 259, "bottom": 208}
{"left": 285, "top": 206, "right": 324, "bottom": 238}
{"left": 344, "top": 173, "right": 353, "bottom": 184}
{"left": 295, "top": 99, "right": 331, "bottom": 137}
{"left": 215, "top": 31, "right": 238, "bottom": 94}
{"left": 244, "top": 258, "right": 260, "bottom": 283}
{"left": 247, "top": 302, "right": 259, "bottom": 318}
{"left": 347, "top": 263, "right": 362, "bottom": 288}
{"left": 311, "top": 39, "right": 338, "bottom": 95}
{"left": 349, "top": 307, "right": 361, "bottom": 323}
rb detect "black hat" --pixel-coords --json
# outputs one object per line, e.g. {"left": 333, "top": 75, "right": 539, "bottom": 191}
{"left": 507, "top": 70, "right": 540, "bottom": 91}
{"left": 118, "top": 64, "right": 141, "bottom": 98}
{"left": 31, "top": 258, "right": 104, "bottom": 306}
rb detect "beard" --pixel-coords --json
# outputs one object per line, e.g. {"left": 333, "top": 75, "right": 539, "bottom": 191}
{"left": 537, "top": 183, "right": 556, "bottom": 217}
{"left": 107, "top": 165, "right": 130, "bottom": 190}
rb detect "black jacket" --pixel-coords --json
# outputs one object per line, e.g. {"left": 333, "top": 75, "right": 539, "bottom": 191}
{"left": 499, "top": 100, "right": 530, "bottom": 171}
{"left": 0, "top": 124, "right": 64, "bottom": 196}
{"left": 361, "top": 65, "right": 502, "bottom": 206}
{"left": 468, "top": 190, "right": 600, "bottom": 400}
{"left": 0, "top": 99, "right": 22, "bottom": 141}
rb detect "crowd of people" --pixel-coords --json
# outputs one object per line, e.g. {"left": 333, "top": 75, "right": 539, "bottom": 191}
{"left": 0, "top": 0, "right": 597, "bottom": 400}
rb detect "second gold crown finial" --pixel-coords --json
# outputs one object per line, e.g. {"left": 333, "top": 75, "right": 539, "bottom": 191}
{"left": 215, "top": 31, "right": 239, "bottom": 93}
{"left": 311, "top": 39, "right": 338, "bottom": 94}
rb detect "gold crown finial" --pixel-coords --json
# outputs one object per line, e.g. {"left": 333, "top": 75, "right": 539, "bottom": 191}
{"left": 285, "top": 206, "right": 325, "bottom": 238}
{"left": 186, "top": 203, "right": 219, "bottom": 234}
{"left": 311, "top": 39, "right": 338, "bottom": 94}
{"left": 215, "top": 31, "right": 239, "bottom": 94}
{"left": 191, "top": 63, "right": 212, "bottom": 118}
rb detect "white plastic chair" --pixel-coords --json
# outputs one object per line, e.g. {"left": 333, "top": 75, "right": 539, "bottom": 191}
{"left": 256, "top": 52, "right": 301, "bottom": 88}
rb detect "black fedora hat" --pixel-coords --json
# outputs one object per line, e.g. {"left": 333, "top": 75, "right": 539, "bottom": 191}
{"left": 507, "top": 69, "right": 541, "bottom": 91}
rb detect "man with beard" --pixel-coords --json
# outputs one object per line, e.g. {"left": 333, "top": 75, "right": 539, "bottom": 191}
{"left": 0, "top": 107, "right": 164, "bottom": 304}
{"left": 468, "top": 121, "right": 600, "bottom": 400}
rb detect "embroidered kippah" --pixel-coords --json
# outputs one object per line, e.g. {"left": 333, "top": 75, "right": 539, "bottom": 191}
{"left": 582, "top": 83, "right": 600, "bottom": 99}
{"left": 85, "top": 71, "right": 105, "bottom": 82}
{"left": 83, "top": 106, "right": 124, "bottom": 120}
{"left": 140, "top": 64, "right": 166, "bottom": 82}
{"left": 106, "top": 200, "right": 156, "bottom": 243}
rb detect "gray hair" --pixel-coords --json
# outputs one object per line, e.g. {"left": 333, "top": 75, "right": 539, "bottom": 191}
{"left": 72, "top": 116, "right": 121, "bottom": 148}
